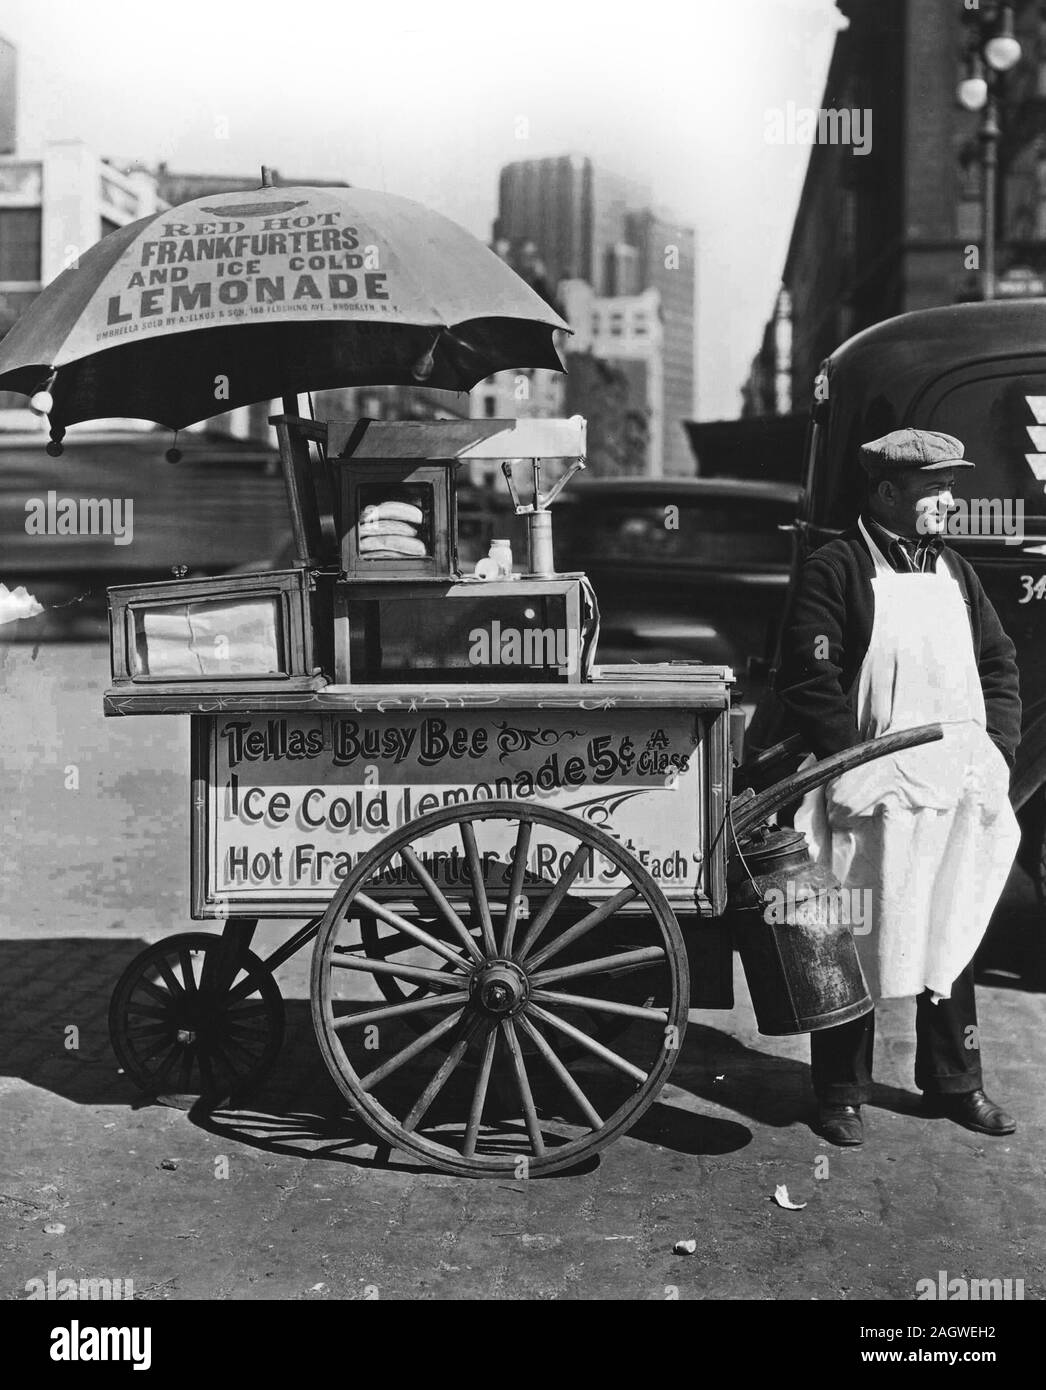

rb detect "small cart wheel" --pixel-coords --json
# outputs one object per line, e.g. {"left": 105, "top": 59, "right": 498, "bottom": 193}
{"left": 311, "top": 801, "right": 689, "bottom": 1178}
{"left": 109, "top": 932, "right": 284, "bottom": 1106}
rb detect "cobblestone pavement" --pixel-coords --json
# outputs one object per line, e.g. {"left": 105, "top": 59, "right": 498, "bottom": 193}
{"left": 1, "top": 640, "right": 1044, "bottom": 1300}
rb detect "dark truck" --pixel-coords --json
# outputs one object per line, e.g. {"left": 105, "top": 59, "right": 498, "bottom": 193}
{"left": 749, "top": 299, "right": 1046, "bottom": 902}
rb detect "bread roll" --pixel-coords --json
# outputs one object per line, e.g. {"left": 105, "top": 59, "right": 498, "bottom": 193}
{"left": 361, "top": 501, "right": 425, "bottom": 526}
{"left": 360, "top": 533, "right": 428, "bottom": 557}
{"left": 358, "top": 518, "right": 419, "bottom": 538}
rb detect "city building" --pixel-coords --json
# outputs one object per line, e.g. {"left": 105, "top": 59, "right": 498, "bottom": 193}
{"left": 0, "top": 34, "right": 16, "bottom": 156}
{"left": 626, "top": 209, "right": 697, "bottom": 474}
{"left": 560, "top": 280, "right": 663, "bottom": 475}
{"left": 494, "top": 154, "right": 696, "bottom": 474}
{"left": 746, "top": 0, "right": 1046, "bottom": 416}
{"left": 742, "top": 287, "right": 793, "bottom": 418}
{"left": 0, "top": 142, "right": 164, "bottom": 352}
{"left": 0, "top": 38, "right": 161, "bottom": 404}
{"left": 496, "top": 155, "right": 652, "bottom": 295}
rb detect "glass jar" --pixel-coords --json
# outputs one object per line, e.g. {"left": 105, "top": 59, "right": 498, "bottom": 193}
{"left": 489, "top": 538, "right": 513, "bottom": 578}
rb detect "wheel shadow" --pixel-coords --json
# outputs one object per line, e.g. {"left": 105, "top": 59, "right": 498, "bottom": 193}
{"left": 184, "top": 1003, "right": 754, "bottom": 1174}
{"left": 0, "top": 938, "right": 757, "bottom": 1171}
{"left": 667, "top": 1021, "right": 815, "bottom": 1133}
{"left": 14, "top": 936, "right": 999, "bottom": 1169}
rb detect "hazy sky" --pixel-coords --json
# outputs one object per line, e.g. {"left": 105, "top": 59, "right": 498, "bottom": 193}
{"left": 2, "top": 0, "right": 841, "bottom": 420}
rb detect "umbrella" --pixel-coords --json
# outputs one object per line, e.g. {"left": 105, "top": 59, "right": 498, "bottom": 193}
{"left": 0, "top": 175, "right": 569, "bottom": 445}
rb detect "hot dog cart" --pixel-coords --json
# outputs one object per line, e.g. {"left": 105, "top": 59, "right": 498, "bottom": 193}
{"left": 103, "top": 411, "right": 934, "bottom": 1177}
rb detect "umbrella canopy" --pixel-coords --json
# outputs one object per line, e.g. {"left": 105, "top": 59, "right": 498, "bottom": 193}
{"left": 0, "top": 182, "right": 569, "bottom": 432}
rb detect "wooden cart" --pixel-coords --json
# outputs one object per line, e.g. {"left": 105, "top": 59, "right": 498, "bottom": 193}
{"left": 101, "top": 413, "right": 883, "bottom": 1176}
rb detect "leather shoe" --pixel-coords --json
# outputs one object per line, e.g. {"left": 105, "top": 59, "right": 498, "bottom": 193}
{"left": 817, "top": 1103, "right": 863, "bottom": 1146}
{"left": 929, "top": 1089, "right": 1016, "bottom": 1136}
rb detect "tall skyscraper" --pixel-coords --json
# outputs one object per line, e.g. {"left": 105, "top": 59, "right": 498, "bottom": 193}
{"left": 494, "top": 154, "right": 696, "bottom": 475}
{"left": 627, "top": 210, "right": 696, "bottom": 476}
{"left": 496, "top": 155, "right": 592, "bottom": 288}
{"left": 0, "top": 35, "right": 16, "bottom": 156}
{"left": 496, "top": 155, "right": 653, "bottom": 295}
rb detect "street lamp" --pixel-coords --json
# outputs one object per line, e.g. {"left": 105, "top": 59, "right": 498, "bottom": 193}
{"left": 958, "top": 55, "right": 988, "bottom": 113}
{"left": 984, "top": 5, "right": 1023, "bottom": 73}
{"left": 957, "top": 4, "right": 1023, "bottom": 300}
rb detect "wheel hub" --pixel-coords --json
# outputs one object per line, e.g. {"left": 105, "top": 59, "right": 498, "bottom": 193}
{"left": 471, "top": 959, "right": 529, "bottom": 1017}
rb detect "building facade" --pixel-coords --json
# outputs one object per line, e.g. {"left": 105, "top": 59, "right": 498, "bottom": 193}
{"left": 496, "top": 155, "right": 653, "bottom": 295}
{"left": 0, "top": 142, "right": 165, "bottom": 403}
{"left": 748, "top": 0, "right": 1046, "bottom": 415}
{"left": 494, "top": 154, "right": 696, "bottom": 474}
{"left": 560, "top": 279, "right": 663, "bottom": 475}
{"left": 626, "top": 209, "right": 697, "bottom": 474}
{"left": 0, "top": 34, "right": 16, "bottom": 157}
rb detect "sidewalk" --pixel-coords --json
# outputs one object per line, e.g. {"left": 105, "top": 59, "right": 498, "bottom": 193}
{"left": 1, "top": 639, "right": 1044, "bottom": 1300}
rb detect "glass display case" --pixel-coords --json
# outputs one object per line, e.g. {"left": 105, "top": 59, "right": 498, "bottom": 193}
{"left": 338, "top": 460, "right": 458, "bottom": 578}
{"left": 107, "top": 569, "right": 332, "bottom": 698}
{"left": 333, "top": 577, "right": 592, "bottom": 683}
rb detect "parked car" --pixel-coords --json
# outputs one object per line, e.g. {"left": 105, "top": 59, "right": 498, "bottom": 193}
{"left": 0, "top": 427, "right": 286, "bottom": 642}
{"left": 748, "top": 299, "right": 1046, "bottom": 901}
{"left": 554, "top": 476, "right": 798, "bottom": 689}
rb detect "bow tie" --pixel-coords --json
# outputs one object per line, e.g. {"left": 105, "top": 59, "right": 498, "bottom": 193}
{"left": 890, "top": 533, "right": 944, "bottom": 573}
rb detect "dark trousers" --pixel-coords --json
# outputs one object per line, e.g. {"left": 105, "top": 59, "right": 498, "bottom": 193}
{"left": 810, "top": 962, "right": 983, "bottom": 1106}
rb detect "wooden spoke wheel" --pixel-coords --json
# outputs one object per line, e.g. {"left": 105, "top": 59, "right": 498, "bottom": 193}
{"left": 109, "top": 933, "right": 284, "bottom": 1106}
{"left": 311, "top": 801, "right": 689, "bottom": 1178}
{"left": 358, "top": 904, "right": 650, "bottom": 1055}
{"left": 359, "top": 908, "right": 457, "bottom": 1008}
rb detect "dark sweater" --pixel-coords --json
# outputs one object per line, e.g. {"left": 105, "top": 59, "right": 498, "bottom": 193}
{"left": 775, "top": 524, "right": 1022, "bottom": 766}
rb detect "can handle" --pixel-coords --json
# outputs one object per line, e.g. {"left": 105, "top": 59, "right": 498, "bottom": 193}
{"left": 730, "top": 723, "right": 944, "bottom": 838}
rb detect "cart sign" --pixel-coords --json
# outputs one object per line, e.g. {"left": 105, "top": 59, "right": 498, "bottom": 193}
{"left": 193, "top": 709, "right": 713, "bottom": 916}
{"left": 59, "top": 185, "right": 563, "bottom": 360}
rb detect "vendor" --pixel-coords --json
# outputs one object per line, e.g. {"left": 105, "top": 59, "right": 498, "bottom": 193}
{"left": 775, "top": 428, "right": 1021, "bottom": 1147}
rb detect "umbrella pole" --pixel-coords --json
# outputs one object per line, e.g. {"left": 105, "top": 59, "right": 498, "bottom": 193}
{"left": 275, "top": 394, "right": 320, "bottom": 568}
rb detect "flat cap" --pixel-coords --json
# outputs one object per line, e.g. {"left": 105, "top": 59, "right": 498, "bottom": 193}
{"left": 859, "top": 428, "right": 974, "bottom": 474}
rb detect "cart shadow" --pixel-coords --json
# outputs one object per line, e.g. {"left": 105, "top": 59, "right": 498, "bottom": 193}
{"left": 0, "top": 939, "right": 757, "bottom": 1170}
{"left": 666, "top": 1022, "right": 816, "bottom": 1133}
{"left": 9, "top": 936, "right": 1021, "bottom": 1164}
{"left": 0, "top": 938, "right": 161, "bottom": 1106}
{"left": 184, "top": 1005, "right": 754, "bottom": 1174}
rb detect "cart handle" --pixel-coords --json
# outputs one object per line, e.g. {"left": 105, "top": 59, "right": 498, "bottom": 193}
{"left": 730, "top": 722, "right": 944, "bottom": 839}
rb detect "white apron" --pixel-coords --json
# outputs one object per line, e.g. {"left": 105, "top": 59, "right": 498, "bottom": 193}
{"left": 794, "top": 519, "right": 1020, "bottom": 1000}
